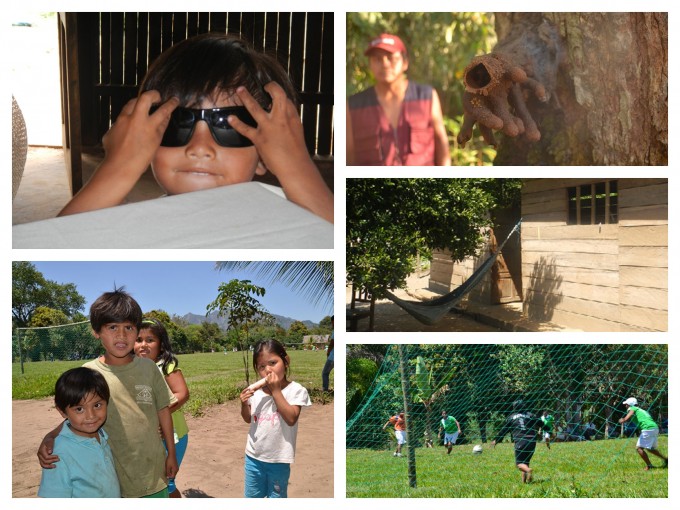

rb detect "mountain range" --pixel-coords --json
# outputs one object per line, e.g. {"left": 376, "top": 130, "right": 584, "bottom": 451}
{"left": 179, "top": 311, "right": 318, "bottom": 331}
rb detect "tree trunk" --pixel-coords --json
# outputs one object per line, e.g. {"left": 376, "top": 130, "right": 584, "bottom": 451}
{"left": 493, "top": 12, "right": 667, "bottom": 165}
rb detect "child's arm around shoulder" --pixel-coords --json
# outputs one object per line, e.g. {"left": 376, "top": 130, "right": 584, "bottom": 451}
{"left": 37, "top": 420, "right": 65, "bottom": 468}
{"left": 228, "top": 84, "right": 334, "bottom": 224}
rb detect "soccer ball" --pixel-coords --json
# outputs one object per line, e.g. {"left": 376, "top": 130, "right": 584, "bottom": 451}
{"left": 472, "top": 444, "right": 483, "bottom": 454}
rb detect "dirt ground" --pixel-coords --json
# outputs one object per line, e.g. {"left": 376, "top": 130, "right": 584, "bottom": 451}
{"left": 346, "top": 274, "right": 499, "bottom": 333}
{"left": 12, "top": 397, "right": 333, "bottom": 498}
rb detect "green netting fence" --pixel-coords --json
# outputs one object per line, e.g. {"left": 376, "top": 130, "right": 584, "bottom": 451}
{"left": 13, "top": 321, "right": 102, "bottom": 370}
{"left": 346, "top": 344, "right": 668, "bottom": 497}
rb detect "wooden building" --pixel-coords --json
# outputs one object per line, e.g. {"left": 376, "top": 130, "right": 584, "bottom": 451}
{"left": 430, "top": 179, "right": 668, "bottom": 331}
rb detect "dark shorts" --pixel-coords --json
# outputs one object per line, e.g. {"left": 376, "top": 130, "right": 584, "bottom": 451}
{"left": 514, "top": 439, "right": 537, "bottom": 465}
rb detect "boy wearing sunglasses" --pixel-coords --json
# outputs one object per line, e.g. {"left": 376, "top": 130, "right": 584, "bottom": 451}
{"left": 58, "top": 34, "right": 333, "bottom": 223}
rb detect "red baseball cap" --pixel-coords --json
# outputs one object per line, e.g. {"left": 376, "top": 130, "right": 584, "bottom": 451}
{"left": 365, "top": 33, "right": 407, "bottom": 56}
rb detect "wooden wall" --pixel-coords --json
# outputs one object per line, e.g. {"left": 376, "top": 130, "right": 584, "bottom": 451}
{"left": 429, "top": 179, "right": 667, "bottom": 331}
{"left": 430, "top": 247, "right": 491, "bottom": 303}
{"left": 72, "top": 12, "right": 334, "bottom": 157}
{"left": 521, "top": 178, "right": 667, "bottom": 331}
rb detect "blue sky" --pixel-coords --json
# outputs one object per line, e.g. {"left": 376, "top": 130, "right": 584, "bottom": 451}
{"left": 31, "top": 262, "right": 332, "bottom": 323}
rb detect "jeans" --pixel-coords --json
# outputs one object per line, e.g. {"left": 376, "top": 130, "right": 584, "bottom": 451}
{"left": 322, "top": 358, "right": 334, "bottom": 391}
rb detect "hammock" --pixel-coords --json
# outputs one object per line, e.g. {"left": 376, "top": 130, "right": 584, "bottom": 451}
{"left": 385, "top": 219, "right": 522, "bottom": 325}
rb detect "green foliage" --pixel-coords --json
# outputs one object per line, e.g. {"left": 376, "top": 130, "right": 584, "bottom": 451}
{"left": 346, "top": 12, "right": 498, "bottom": 165}
{"left": 144, "top": 309, "right": 193, "bottom": 354}
{"left": 207, "top": 279, "right": 270, "bottom": 385}
{"left": 287, "top": 320, "right": 310, "bottom": 344}
{"left": 12, "top": 350, "right": 332, "bottom": 415}
{"left": 12, "top": 262, "right": 86, "bottom": 327}
{"left": 346, "top": 179, "right": 503, "bottom": 296}
{"left": 347, "top": 344, "right": 668, "bottom": 496}
{"left": 346, "top": 437, "right": 668, "bottom": 497}
{"left": 318, "top": 315, "right": 333, "bottom": 330}
{"left": 347, "top": 357, "right": 379, "bottom": 420}
{"left": 15, "top": 321, "right": 98, "bottom": 363}
{"left": 29, "top": 307, "right": 69, "bottom": 327}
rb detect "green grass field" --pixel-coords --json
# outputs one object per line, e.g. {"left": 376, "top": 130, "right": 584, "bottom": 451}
{"left": 12, "top": 350, "right": 332, "bottom": 416}
{"left": 346, "top": 436, "right": 668, "bottom": 497}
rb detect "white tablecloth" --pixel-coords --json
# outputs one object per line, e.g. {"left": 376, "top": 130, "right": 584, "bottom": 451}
{"left": 13, "top": 182, "right": 333, "bottom": 249}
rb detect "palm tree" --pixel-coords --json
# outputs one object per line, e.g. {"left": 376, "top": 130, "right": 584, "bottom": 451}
{"left": 214, "top": 261, "right": 334, "bottom": 312}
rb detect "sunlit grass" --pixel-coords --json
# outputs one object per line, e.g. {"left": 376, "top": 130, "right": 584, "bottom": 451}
{"left": 12, "top": 350, "right": 332, "bottom": 416}
{"left": 347, "top": 436, "right": 668, "bottom": 497}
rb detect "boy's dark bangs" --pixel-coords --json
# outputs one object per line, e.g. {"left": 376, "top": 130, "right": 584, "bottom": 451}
{"left": 145, "top": 36, "right": 272, "bottom": 108}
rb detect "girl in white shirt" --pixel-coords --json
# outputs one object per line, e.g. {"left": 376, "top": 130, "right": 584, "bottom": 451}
{"left": 239, "top": 340, "right": 311, "bottom": 498}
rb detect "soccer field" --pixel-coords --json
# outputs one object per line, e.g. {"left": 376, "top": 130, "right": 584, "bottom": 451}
{"left": 346, "top": 436, "right": 668, "bottom": 498}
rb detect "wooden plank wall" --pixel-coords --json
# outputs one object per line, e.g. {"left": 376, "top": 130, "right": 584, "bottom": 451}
{"left": 77, "top": 12, "right": 333, "bottom": 157}
{"left": 521, "top": 178, "right": 667, "bottom": 331}
{"left": 430, "top": 248, "right": 492, "bottom": 304}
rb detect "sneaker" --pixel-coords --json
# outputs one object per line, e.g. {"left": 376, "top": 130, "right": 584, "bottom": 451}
{"left": 396, "top": 453, "right": 402, "bottom": 457}
{"left": 393, "top": 452, "right": 398, "bottom": 457}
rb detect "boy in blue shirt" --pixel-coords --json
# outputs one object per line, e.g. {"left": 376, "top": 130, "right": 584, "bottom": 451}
{"left": 38, "top": 367, "right": 120, "bottom": 497}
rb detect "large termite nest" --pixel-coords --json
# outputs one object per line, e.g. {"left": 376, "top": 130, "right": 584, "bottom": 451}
{"left": 458, "top": 18, "right": 563, "bottom": 147}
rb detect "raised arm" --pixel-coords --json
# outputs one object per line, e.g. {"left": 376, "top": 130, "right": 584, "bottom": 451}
{"left": 228, "top": 83, "right": 334, "bottom": 224}
{"left": 58, "top": 92, "right": 178, "bottom": 216}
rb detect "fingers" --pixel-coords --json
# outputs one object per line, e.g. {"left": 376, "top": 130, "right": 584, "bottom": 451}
{"left": 263, "top": 81, "right": 290, "bottom": 114}
{"left": 235, "top": 86, "right": 268, "bottom": 122}
{"left": 228, "top": 112, "right": 257, "bottom": 141}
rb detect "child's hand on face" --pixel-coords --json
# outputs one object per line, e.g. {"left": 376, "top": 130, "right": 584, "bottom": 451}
{"left": 228, "top": 83, "right": 310, "bottom": 179}
{"left": 102, "top": 91, "right": 179, "bottom": 179}
{"left": 263, "top": 371, "right": 283, "bottom": 392}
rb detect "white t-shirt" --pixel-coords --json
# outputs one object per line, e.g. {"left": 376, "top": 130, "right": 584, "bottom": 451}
{"left": 245, "top": 381, "right": 311, "bottom": 464}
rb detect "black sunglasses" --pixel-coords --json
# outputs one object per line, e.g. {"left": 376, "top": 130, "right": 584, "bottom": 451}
{"left": 150, "top": 105, "right": 257, "bottom": 148}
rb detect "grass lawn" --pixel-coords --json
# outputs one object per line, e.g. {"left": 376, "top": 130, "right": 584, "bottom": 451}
{"left": 346, "top": 436, "right": 668, "bottom": 497}
{"left": 12, "top": 350, "right": 332, "bottom": 416}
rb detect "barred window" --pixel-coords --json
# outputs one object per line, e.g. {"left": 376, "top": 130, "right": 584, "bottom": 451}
{"left": 567, "top": 181, "right": 618, "bottom": 225}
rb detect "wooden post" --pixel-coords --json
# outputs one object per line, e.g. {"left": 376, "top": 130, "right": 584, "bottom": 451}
{"left": 398, "top": 344, "right": 417, "bottom": 488}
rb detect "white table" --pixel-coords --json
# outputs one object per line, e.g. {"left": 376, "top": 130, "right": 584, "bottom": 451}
{"left": 13, "top": 182, "right": 333, "bottom": 249}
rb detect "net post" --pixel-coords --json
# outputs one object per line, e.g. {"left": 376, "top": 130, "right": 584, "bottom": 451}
{"left": 398, "top": 344, "right": 417, "bottom": 488}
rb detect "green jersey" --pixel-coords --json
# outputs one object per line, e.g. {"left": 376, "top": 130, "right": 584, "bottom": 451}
{"left": 541, "top": 414, "right": 554, "bottom": 431}
{"left": 440, "top": 416, "right": 458, "bottom": 434}
{"left": 629, "top": 406, "right": 658, "bottom": 431}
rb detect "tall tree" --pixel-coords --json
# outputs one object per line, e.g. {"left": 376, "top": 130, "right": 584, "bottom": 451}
{"left": 207, "top": 279, "right": 269, "bottom": 385}
{"left": 287, "top": 320, "right": 310, "bottom": 344}
{"left": 346, "top": 179, "right": 515, "bottom": 296}
{"left": 12, "top": 262, "right": 86, "bottom": 327}
{"left": 490, "top": 12, "right": 667, "bottom": 165}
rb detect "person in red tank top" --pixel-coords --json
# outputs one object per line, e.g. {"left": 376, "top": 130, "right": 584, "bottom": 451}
{"left": 347, "top": 33, "right": 450, "bottom": 166}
